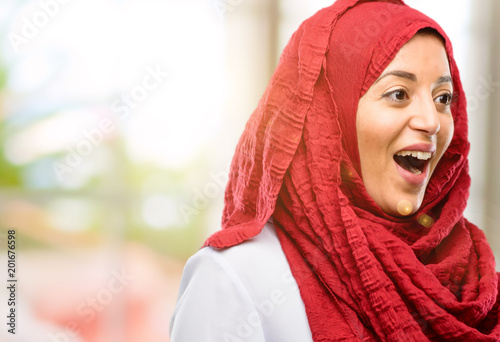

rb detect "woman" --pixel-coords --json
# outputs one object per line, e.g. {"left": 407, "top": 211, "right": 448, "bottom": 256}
{"left": 170, "top": 0, "right": 500, "bottom": 341}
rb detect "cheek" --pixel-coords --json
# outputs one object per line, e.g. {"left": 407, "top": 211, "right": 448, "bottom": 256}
{"left": 432, "top": 116, "right": 454, "bottom": 173}
{"left": 439, "top": 115, "right": 454, "bottom": 151}
{"left": 357, "top": 120, "right": 376, "bottom": 161}
{"left": 357, "top": 114, "right": 393, "bottom": 169}
{"left": 358, "top": 112, "right": 397, "bottom": 149}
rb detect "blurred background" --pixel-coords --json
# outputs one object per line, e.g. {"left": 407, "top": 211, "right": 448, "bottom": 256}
{"left": 0, "top": 0, "right": 499, "bottom": 341}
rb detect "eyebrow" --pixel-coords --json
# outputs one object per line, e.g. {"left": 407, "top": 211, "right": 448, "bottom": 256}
{"left": 436, "top": 75, "right": 453, "bottom": 85}
{"left": 374, "top": 70, "right": 416, "bottom": 84}
{"left": 373, "top": 70, "right": 453, "bottom": 86}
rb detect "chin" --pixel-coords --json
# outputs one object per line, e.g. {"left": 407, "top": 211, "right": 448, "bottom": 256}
{"left": 377, "top": 183, "right": 425, "bottom": 217}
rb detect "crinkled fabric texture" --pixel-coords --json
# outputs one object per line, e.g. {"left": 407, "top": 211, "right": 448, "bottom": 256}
{"left": 204, "top": 0, "right": 500, "bottom": 340}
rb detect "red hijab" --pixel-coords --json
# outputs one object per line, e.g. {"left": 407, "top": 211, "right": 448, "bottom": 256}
{"left": 205, "top": 0, "right": 500, "bottom": 340}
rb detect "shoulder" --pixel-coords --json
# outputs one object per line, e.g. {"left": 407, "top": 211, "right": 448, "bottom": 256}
{"left": 212, "top": 221, "right": 295, "bottom": 288}
{"left": 170, "top": 221, "right": 313, "bottom": 342}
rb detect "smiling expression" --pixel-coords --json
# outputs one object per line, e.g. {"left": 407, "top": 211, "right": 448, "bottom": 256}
{"left": 356, "top": 33, "right": 454, "bottom": 217}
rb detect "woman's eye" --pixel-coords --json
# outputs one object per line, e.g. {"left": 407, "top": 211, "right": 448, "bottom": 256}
{"left": 382, "top": 89, "right": 409, "bottom": 102}
{"left": 435, "top": 93, "right": 452, "bottom": 105}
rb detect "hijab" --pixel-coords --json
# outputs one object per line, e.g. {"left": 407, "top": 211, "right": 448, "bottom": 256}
{"left": 204, "top": 0, "right": 500, "bottom": 340}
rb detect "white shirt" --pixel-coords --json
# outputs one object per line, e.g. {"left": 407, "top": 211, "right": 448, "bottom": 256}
{"left": 169, "top": 221, "right": 313, "bottom": 342}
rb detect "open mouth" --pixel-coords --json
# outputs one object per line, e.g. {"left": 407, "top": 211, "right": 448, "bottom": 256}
{"left": 393, "top": 151, "right": 432, "bottom": 175}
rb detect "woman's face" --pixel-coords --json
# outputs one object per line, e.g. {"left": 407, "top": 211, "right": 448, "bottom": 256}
{"left": 356, "top": 34, "right": 454, "bottom": 217}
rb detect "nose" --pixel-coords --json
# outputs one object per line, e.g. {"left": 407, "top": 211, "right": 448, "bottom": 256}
{"left": 409, "top": 94, "right": 440, "bottom": 136}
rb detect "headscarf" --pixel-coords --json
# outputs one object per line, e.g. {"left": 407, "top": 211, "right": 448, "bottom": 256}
{"left": 204, "top": 0, "right": 500, "bottom": 340}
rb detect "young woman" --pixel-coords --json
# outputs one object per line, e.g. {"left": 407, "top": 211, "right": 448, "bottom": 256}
{"left": 170, "top": 0, "right": 500, "bottom": 340}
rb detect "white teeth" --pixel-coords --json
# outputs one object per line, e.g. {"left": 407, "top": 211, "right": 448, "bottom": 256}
{"left": 396, "top": 150, "right": 432, "bottom": 160}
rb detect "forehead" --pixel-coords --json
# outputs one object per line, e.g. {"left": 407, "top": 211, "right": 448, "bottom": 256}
{"left": 384, "top": 35, "right": 450, "bottom": 76}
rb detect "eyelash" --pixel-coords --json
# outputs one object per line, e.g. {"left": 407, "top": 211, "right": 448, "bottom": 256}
{"left": 382, "top": 89, "right": 409, "bottom": 102}
{"left": 381, "top": 88, "right": 454, "bottom": 108}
